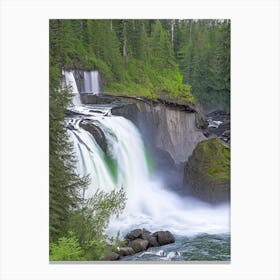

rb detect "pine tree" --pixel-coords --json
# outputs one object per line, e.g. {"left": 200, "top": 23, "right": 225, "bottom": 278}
{"left": 49, "top": 20, "right": 88, "bottom": 242}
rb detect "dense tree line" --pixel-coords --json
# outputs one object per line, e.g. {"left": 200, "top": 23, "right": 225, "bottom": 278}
{"left": 173, "top": 19, "right": 230, "bottom": 111}
{"left": 50, "top": 19, "right": 230, "bottom": 110}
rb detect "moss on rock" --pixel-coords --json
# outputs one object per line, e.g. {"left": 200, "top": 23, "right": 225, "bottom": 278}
{"left": 184, "top": 138, "right": 230, "bottom": 203}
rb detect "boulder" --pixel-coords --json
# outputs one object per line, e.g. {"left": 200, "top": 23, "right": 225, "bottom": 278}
{"left": 118, "top": 247, "right": 135, "bottom": 256}
{"left": 153, "top": 231, "right": 175, "bottom": 246}
{"left": 222, "top": 130, "right": 230, "bottom": 137}
{"left": 125, "top": 229, "right": 143, "bottom": 240}
{"left": 103, "top": 251, "right": 120, "bottom": 261}
{"left": 140, "top": 229, "right": 152, "bottom": 241}
{"left": 184, "top": 138, "right": 230, "bottom": 203}
{"left": 147, "top": 236, "right": 160, "bottom": 247}
{"left": 128, "top": 238, "right": 149, "bottom": 253}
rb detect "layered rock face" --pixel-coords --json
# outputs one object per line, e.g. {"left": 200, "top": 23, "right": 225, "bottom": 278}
{"left": 137, "top": 102, "right": 206, "bottom": 164}
{"left": 81, "top": 94, "right": 207, "bottom": 164}
{"left": 183, "top": 138, "right": 230, "bottom": 203}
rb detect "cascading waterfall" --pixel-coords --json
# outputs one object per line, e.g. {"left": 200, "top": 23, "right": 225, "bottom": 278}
{"left": 62, "top": 70, "right": 81, "bottom": 106}
{"left": 84, "top": 70, "right": 100, "bottom": 94}
{"left": 62, "top": 69, "right": 101, "bottom": 108}
{"left": 67, "top": 107, "right": 230, "bottom": 238}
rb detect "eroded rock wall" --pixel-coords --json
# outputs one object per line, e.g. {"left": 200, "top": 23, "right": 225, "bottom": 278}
{"left": 137, "top": 102, "right": 206, "bottom": 164}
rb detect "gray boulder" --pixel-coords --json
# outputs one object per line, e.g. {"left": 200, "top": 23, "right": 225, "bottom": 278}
{"left": 118, "top": 247, "right": 135, "bottom": 256}
{"left": 125, "top": 229, "right": 143, "bottom": 240}
{"left": 153, "top": 231, "right": 175, "bottom": 246}
{"left": 183, "top": 138, "right": 230, "bottom": 203}
{"left": 147, "top": 235, "right": 160, "bottom": 247}
{"left": 128, "top": 238, "right": 149, "bottom": 253}
{"left": 104, "top": 252, "right": 120, "bottom": 261}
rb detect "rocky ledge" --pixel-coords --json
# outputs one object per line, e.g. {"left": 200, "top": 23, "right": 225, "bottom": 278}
{"left": 104, "top": 229, "right": 175, "bottom": 261}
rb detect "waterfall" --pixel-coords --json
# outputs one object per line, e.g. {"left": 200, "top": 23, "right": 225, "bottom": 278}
{"left": 62, "top": 69, "right": 101, "bottom": 107}
{"left": 67, "top": 107, "right": 229, "bottom": 237}
{"left": 84, "top": 70, "right": 100, "bottom": 94}
{"left": 62, "top": 70, "right": 81, "bottom": 106}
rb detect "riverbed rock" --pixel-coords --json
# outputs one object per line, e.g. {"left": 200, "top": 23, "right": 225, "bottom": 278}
{"left": 104, "top": 251, "right": 120, "bottom": 261}
{"left": 206, "top": 110, "right": 231, "bottom": 144}
{"left": 125, "top": 229, "right": 143, "bottom": 240}
{"left": 79, "top": 120, "right": 107, "bottom": 153}
{"left": 184, "top": 138, "right": 230, "bottom": 203}
{"left": 147, "top": 236, "right": 160, "bottom": 247}
{"left": 127, "top": 238, "right": 149, "bottom": 253}
{"left": 153, "top": 231, "right": 175, "bottom": 246}
{"left": 118, "top": 247, "right": 135, "bottom": 256}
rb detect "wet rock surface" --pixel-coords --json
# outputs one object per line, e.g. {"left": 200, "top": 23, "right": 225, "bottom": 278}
{"left": 206, "top": 110, "right": 230, "bottom": 144}
{"left": 79, "top": 120, "right": 107, "bottom": 153}
{"left": 105, "top": 229, "right": 176, "bottom": 261}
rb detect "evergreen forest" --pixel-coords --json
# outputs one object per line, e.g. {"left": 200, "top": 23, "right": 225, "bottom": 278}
{"left": 50, "top": 19, "right": 230, "bottom": 110}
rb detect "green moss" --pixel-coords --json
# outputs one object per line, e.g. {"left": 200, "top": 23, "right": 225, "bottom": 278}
{"left": 196, "top": 138, "right": 230, "bottom": 180}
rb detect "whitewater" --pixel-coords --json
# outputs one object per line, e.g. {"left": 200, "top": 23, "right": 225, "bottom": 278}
{"left": 63, "top": 70, "right": 230, "bottom": 240}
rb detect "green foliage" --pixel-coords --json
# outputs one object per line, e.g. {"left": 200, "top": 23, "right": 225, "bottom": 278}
{"left": 49, "top": 55, "right": 89, "bottom": 242}
{"left": 69, "top": 189, "right": 126, "bottom": 243}
{"left": 199, "top": 138, "right": 230, "bottom": 180}
{"left": 68, "top": 188, "right": 127, "bottom": 260}
{"left": 50, "top": 231, "right": 84, "bottom": 261}
{"left": 50, "top": 19, "right": 230, "bottom": 108}
{"left": 82, "top": 239, "right": 108, "bottom": 261}
{"left": 49, "top": 19, "right": 197, "bottom": 105}
{"left": 174, "top": 19, "right": 230, "bottom": 111}
{"left": 109, "top": 231, "right": 127, "bottom": 253}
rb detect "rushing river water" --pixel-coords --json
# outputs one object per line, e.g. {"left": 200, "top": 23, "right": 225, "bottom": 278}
{"left": 122, "top": 234, "right": 230, "bottom": 261}
{"left": 64, "top": 70, "right": 230, "bottom": 261}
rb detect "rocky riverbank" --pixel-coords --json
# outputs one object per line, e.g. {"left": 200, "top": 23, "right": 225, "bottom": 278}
{"left": 104, "top": 229, "right": 175, "bottom": 261}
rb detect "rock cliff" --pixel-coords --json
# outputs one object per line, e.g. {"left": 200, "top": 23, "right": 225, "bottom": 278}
{"left": 136, "top": 101, "right": 206, "bottom": 164}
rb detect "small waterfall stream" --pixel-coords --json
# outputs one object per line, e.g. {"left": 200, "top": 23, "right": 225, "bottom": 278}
{"left": 62, "top": 70, "right": 81, "bottom": 106}
{"left": 84, "top": 70, "right": 100, "bottom": 94}
{"left": 62, "top": 69, "right": 101, "bottom": 107}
